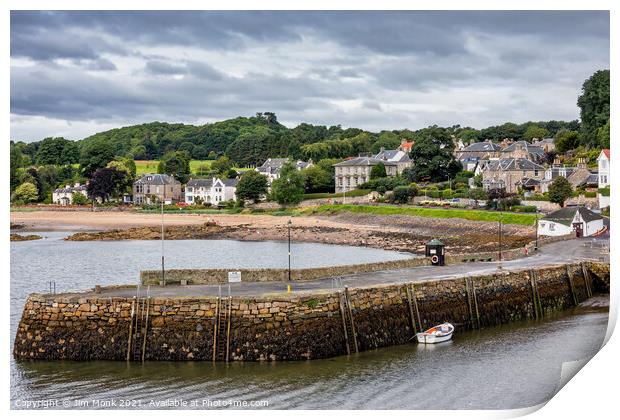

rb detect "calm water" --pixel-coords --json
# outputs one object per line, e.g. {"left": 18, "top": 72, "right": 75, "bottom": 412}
{"left": 10, "top": 233, "right": 609, "bottom": 409}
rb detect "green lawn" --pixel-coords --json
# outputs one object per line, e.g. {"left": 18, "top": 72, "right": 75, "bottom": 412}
{"left": 303, "top": 204, "right": 537, "bottom": 226}
{"left": 135, "top": 160, "right": 250, "bottom": 177}
{"left": 135, "top": 160, "right": 160, "bottom": 175}
{"left": 303, "top": 189, "right": 371, "bottom": 200}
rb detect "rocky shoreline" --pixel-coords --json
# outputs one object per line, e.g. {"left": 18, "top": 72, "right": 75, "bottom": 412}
{"left": 63, "top": 221, "right": 532, "bottom": 254}
{"left": 10, "top": 233, "right": 43, "bottom": 242}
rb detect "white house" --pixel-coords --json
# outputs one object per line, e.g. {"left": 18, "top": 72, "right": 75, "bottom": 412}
{"left": 52, "top": 182, "right": 88, "bottom": 205}
{"left": 185, "top": 177, "right": 239, "bottom": 206}
{"left": 597, "top": 149, "right": 610, "bottom": 208}
{"left": 537, "top": 206, "right": 604, "bottom": 238}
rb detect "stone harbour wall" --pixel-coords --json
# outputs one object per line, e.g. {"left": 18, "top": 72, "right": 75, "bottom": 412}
{"left": 14, "top": 262, "right": 609, "bottom": 361}
{"left": 140, "top": 257, "right": 429, "bottom": 285}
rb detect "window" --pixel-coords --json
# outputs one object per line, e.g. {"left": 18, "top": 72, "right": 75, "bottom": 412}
{"left": 534, "top": 170, "right": 539, "bottom": 177}
{"left": 187, "top": 196, "right": 193, "bottom": 202}
{"left": 549, "top": 223, "right": 555, "bottom": 231}
{"left": 601, "top": 160, "right": 607, "bottom": 169}
{"left": 187, "top": 187, "right": 193, "bottom": 192}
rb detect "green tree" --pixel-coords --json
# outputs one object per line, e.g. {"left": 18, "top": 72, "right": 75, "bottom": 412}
{"left": 270, "top": 162, "right": 305, "bottom": 205}
{"left": 36, "top": 137, "right": 80, "bottom": 165}
{"left": 235, "top": 171, "right": 268, "bottom": 204}
{"left": 391, "top": 185, "right": 417, "bottom": 204}
{"left": 13, "top": 182, "right": 38, "bottom": 203}
{"left": 80, "top": 138, "right": 116, "bottom": 177}
{"left": 211, "top": 156, "right": 233, "bottom": 176}
{"left": 302, "top": 165, "right": 333, "bottom": 193}
{"left": 596, "top": 120, "right": 610, "bottom": 149}
{"left": 107, "top": 157, "right": 136, "bottom": 178}
{"left": 71, "top": 191, "right": 89, "bottom": 205}
{"left": 10, "top": 145, "right": 24, "bottom": 191}
{"left": 548, "top": 176, "right": 573, "bottom": 207}
{"left": 555, "top": 130, "right": 580, "bottom": 153}
{"left": 158, "top": 151, "right": 191, "bottom": 183}
{"left": 577, "top": 69, "right": 610, "bottom": 147}
{"left": 522, "top": 125, "right": 550, "bottom": 141}
{"left": 370, "top": 162, "right": 387, "bottom": 179}
{"left": 407, "top": 126, "right": 462, "bottom": 182}
{"left": 468, "top": 188, "right": 488, "bottom": 208}
{"left": 371, "top": 132, "right": 401, "bottom": 154}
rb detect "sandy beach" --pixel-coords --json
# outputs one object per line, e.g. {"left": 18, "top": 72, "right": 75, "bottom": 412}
{"left": 10, "top": 209, "right": 534, "bottom": 254}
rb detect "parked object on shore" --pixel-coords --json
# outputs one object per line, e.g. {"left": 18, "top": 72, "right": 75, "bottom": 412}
{"left": 416, "top": 323, "right": 454, "bottom": 344}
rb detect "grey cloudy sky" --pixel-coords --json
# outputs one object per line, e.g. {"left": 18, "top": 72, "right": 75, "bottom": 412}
{"left": 10, "top": 10, "right": 609, "bottom": 141}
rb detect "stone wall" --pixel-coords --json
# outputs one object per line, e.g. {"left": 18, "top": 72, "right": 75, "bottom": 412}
{"left": 140, "top": 257, "right": 430, "bottom": 285}
{"left": 14, "top": 262, "right": 609, "bottom": 361}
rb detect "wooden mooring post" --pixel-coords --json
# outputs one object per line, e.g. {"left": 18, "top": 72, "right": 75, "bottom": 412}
{"left": 404, "top": 285, "right": 418, "bottom": 335}
{"left": 338, "top": 291, "right": 351, "bottom": 355}
{"left": 212, "top": 296, "right": 220, "bottom": 362}
{"left": 529, "top": 269, "right": 543, "bottom": 319}
{"left": 126, "top": 298, "right": 136, "bottom": 362}
{"left": 141, "top": 297, "right": 150, "bottom": 362}
{"left": 566, "top": 266, "right": 578, "bottom": 306}
{"left": 580, "top": 262, "right": 593, "bottom": 299}
{"left": 411, "top": 284, "right": 422, "bottom": 332}
{"left": 344, "top": 287, "right": 359, "bottom": 354}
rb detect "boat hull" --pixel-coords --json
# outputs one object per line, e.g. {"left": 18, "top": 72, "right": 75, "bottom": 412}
{"left": 416, "top": 322, "right": 455, "bottom": 344}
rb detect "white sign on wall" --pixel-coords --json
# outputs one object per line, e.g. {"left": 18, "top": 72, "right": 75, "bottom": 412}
{"left": 228, "top": 271, "right": 241, "bottom": 283}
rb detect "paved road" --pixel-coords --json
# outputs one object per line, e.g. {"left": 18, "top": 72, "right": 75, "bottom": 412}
{"left": 86, "top": 238, "right": 608, "bottom": 299}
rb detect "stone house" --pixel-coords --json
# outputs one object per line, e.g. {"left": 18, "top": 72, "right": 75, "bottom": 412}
{"left": 185, "top": 177, "right": 239, "bottom": 206}
{"left": 481, "top": 158, "right": 544, "bottom": 194}
{"left": 256, "top": 158, "right": 313, "bottom": 185}
{"left": 501, "top": 141, "right": 546, "bottom": 163}
{"left": 538, "top": 206, "right": 604, "bottom": 238}
{"left": 532, "top": 138, "right": 556, "bottom": 153}
{"left": 539, "top": 159, "right": 597, "bottom": 194}
{"left": 456, "top": 141, "right": 502, "bottom": 172}
{"left": 133, "top": 173, "right": 182, "bottom": 205}
{"left": 52, "top": 182, "right": 88, "bottom": 205}
{"left": 333, "top": 149, "right": 413, "bottom": 193}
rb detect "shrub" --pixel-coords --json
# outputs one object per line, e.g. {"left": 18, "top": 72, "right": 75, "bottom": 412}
{"left": 71, "top": 192, "right": 89, "bottom": 205}
{"left": 512, "top": 205, "right": 537, "bottom": 213}
{"left": 391, "top": 185, "right": 417, "bottom": 204}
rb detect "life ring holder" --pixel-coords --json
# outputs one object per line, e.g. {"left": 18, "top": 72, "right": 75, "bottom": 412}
{"left": 431, "top": 255, "right": 439, "bottom": 264}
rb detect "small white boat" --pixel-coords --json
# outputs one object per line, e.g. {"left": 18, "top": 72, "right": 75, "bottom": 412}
{"left": 416, "top": 323, "right": 455, "bottom": 344}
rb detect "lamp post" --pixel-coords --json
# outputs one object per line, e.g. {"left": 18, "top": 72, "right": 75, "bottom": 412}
{"left": 534, "top": 209, "right": 539, "bottom": 251}
{"left": 287, "top": 219, "right": 292, "bottom": 283}
{"left": 161, "top": 199, "right": 165, "bottom": 286}
{"left": 497, "top": 195, "right": 503, "bottom": 268}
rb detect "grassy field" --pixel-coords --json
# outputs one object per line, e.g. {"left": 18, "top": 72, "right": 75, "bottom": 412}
{"left": 303, "top": 204, "right": 538, "bottom": 226}
{"left": 135, "top": 160, "right": 253, "bottom": 176}
{"left": 135, "top": 160, "right": 160, "bottom": 175}
{"left": 303, "top": 189, "right": 370, "bottom": 200}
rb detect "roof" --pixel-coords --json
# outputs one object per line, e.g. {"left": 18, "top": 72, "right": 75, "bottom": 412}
{"left": 517, "top": 177, "right": 541, "bottom": 187}
{"left": 426, "top": 239, "right": 444, "bottom": 246}
{"left": 545, "top": 166, "right": 576, "bottom": 180}
{"left": 534, "top": 138, "right": 555, "bottom": 145}
{"left": 134, "top": 173, "right": 179, "bottom": 185}
{"left": 187, "top": 178, "right": 214, "bottom": 188}
{"left": 541, "top": 206, "right": 603, "bottom": 226}
{"left": 400, "top": 141, "right": 414, "bottom": 149}
{"left": 501, "top": 141, "right": 545, "bottom": 157}
{"left": 256, "top": 158, "right": 312, "bottom": 174}
{"left": 374, "top": 149, "right": 411, "bottom": 163}
{"left": 601, "top": 149, "right": 610, "bottom": 159}
{"left": 484, "top": 158, "right": 544, "bottom": 172}
{"left": 462, "top": 141, "right": 501, "bottom": 153}
{"left": 221, "top": 178, "right": 239, "bottom": 187}
{"left": 333, "top": 156, "right": 398, "bottom": 167}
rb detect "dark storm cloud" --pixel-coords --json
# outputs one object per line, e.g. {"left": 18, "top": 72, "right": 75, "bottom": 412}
{"left": 9, "top": 10, "right": 610, "bottom": 141}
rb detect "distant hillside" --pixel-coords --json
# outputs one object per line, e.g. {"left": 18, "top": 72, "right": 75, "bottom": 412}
{"left": 11, "top": 112, "right": 581, "bottom": 168}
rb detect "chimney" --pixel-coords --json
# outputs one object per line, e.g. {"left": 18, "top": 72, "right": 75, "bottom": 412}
{"left": 577, "top": 158, "right": 587, "bottom": 169}
{"left": 65, "top": 184, "right": 70, "bottom": 189}
{"left": 380, "top": 147, "right": 385, "bottom": 153}
{"left": 553, "top": 158, "right": 561, "bottom": 167}
{"left": 74, "top": 182, "right": 81, "bottom": 188}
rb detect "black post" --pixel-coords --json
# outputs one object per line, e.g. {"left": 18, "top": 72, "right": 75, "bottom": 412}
{"left": 497, "top": 197, "right": 503, "bottom": 263}
{"left": 535, "top": 210, "right": 539, "bottom": 250}
{"left": 161, "top": 200, "right": 165, "bottom": 286}
{"left": 287, "top": 219, "right": 292, "bottom": 282}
